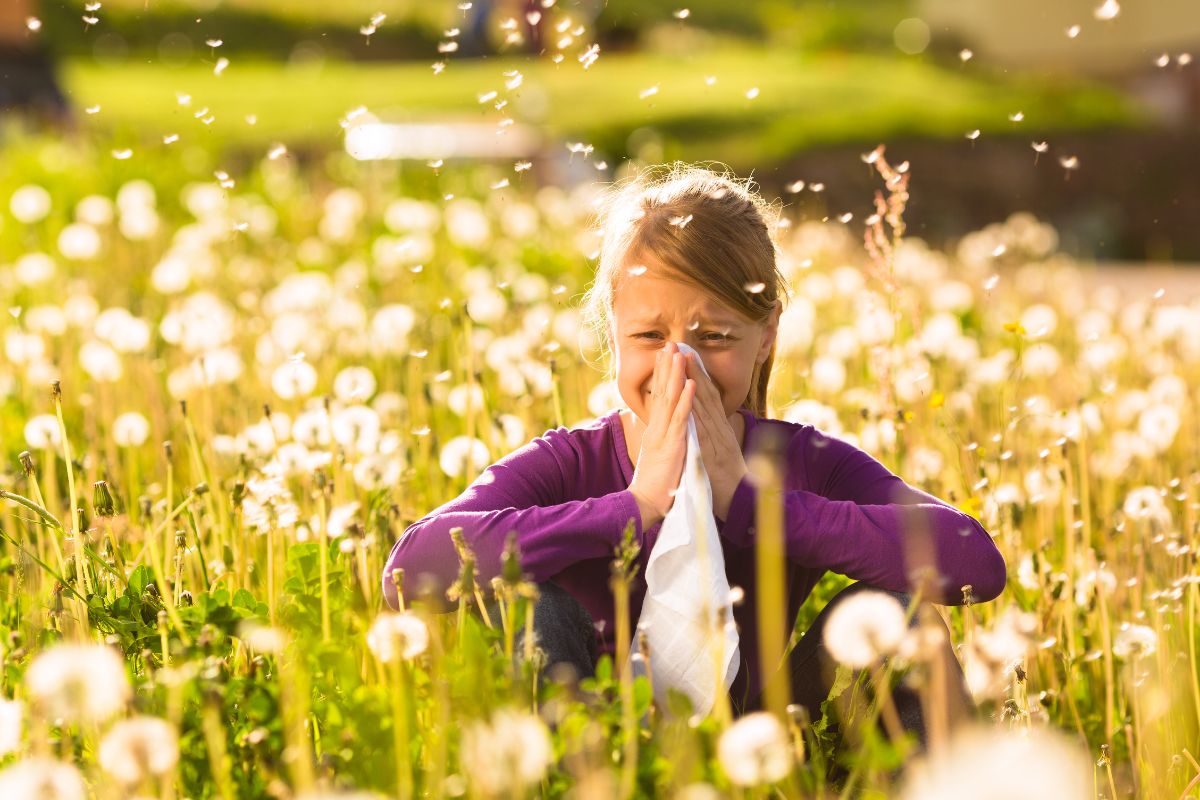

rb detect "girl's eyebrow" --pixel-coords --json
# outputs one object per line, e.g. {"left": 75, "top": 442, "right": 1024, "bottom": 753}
{"left": 631, "top": 312, "right": 742, "bottom": 327}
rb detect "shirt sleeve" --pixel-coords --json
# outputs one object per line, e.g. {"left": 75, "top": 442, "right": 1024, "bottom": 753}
{"left": 381, "top": 427, "right": 644, "bottom": 610}
{"left": 719, "top": 425, "right": 1007, "bottom": 605}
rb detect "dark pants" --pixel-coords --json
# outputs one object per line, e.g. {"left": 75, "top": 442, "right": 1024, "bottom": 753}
{"left": 513, "top": 581, "right": 975, "bottom": 752}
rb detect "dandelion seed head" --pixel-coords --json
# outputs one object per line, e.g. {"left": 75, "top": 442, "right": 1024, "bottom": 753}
{"left": 0, "top": 758, "right": 86, "bottom": 800}
{"left": 717, "top": 712, "right": 793, "bottom": 786}
{"left": 98, "top": 716, "right": 179, "bottom": 785}
{"left": 26, "top": 643, "right": 130, "bottom": 724}
{"left": 461, "top": 708, "right": 553, "bottom": 795}
{"left": 824, "top": 590, "right": 907, "bottom": 667}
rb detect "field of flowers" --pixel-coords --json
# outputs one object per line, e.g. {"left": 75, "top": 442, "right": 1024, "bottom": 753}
{"left": 0, "top": 130, "right": 1197, "bottom": 799}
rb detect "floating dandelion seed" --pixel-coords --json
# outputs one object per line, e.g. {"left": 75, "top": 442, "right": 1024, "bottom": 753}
{"left": 176, "top": 92, "right": 191, "bottom": 105}
{"left": 514, "top": 161, "right": 532, "bottom": 172}
{"left": 1059, "top": 155, "right": 1080, "bottom": 170}
{"left": 639, "top": 85, "right": 659, "bottom": 100}
{"left": 669, "top": 214, "right": 694, "bottom": 228}
{"left": 112, "top": 148, "right": 132, "bottom": 160}
{"left": 214, "top": 57, "right": 229, "bottom": 76}
{"left": 578, "top": 43, "right": 600, "bottom": 68}
{"left": 504, "top": 69, "right": 523, "bottom": 90}
{"left": 268, "top": 143, "right": 287, "bottom": 160}
{"left": 704, "top": 75, "right": 717, "bottom": 86}
{"left": 550, "top": 53, "right": 565, "bottom": 63}
{"left": 1156, "top": 53, "right": 1171, "bottom": 67}
{"left": 205, "top": 38, "right": 223, "bottom": 48}
{"left": 566, "top": 141, "right": 594, "bottom": 158}
{"left": 1094, "top": 0, "right": 1119, "bottom": 20}
{"left": 1067, "top": 24, "right": 1081, "bottom": 38}
{"left": 959, "top": 48, "right": 973, "bottom": 62}
{"left": 85, "top": 2, "right": 102, "bottom": 10}
{"left": 837, "top": 212, "right": 853, "bottom": 223}
{"left": 491, "top": 178, "right": 509, "bottom": 190}
{"left": 746, "top": 86, "right": 760, "bottom": 99}
{"left": 627, "top": 265, "right": 648, "bottom": 277}
{"left": 457, "top": 2, "right": 473, "bottom": 9}
{"left": 984, "top": 274, "right": 1000, "bottom": 290}
{"left": 992, "top": 244, "right": 1008, "bottom": 257}
{"left": 82, "top": 15, "right": 99, "bottom": 27}
{"left": 85, "top": 105, "right": 101, "bottom": 114}
{"left": 432, "top": 61, "right": 446, "bottom": 74}
{"left": 674, "top": 8, "right": 691, "bottom": 19}
{"left": 744, "top": 282, "right": 766, "bottom": 294}
{"left": 26, "top": 17, "right": 42, "bottom": 31}
{"left": 428, "top": 158, "right": 444, "bottom": 169}
{"left": 444, "top": 27, "right": 461, "bottom": 37}
{"left": 1009, "top": 111, "right": 1024, "bottom": 122}
{"left": 163, "top": 133, "right": 179, "bottom": 144}
{"left": 785, "top": 180, "right": 805, "bottom": 193}
{"left": 809, "top": 182, "right": 825, "bottom": 192}
{"left": 192, "top": 107, "right": 208, "bottom": 118}
{"left": 966, "top": 129, "right": 981, "bottom": 141}
{"left": 1180, "top": 53, "right": 1193, "bottom": 66}
{"left": 438, "top": 41, "right": 459, "bottom": 53}
{"left": 478, "top": 90, "right": 497, "bottom": 103}
{"left": 244, "top": 114, "right": 255, "bottom": 125}
{"left": 527, "top": 10, "right": 542, "bottom": 25}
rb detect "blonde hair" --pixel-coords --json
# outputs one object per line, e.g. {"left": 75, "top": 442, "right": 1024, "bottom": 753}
{"left": 579, "top": 162, "right": 791, "bottom": 417}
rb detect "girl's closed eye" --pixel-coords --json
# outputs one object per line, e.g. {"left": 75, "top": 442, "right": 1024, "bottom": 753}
{"left": 633, "top": 332, "right": 734, "bottom": 342}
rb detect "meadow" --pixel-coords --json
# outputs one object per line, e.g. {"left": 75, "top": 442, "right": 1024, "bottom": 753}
{"left": 0, "top": 125, "right": 1197, "bottom": 800}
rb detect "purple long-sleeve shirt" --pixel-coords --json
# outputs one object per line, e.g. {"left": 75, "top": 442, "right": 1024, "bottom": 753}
{"left": 382, "top": 406, "right": 1007, "bottom": 707}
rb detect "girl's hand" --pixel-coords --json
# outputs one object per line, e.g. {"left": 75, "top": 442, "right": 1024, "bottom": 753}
{"left": 628, "top": 342, "right": 697, "bottom": 528}
{"left": 683, "top": 352, "right": 750, "bottom": 522}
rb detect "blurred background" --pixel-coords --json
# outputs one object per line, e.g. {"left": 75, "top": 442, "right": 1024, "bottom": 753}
{"left": 3, "top": 0, "right": 1199, "bottom": 262}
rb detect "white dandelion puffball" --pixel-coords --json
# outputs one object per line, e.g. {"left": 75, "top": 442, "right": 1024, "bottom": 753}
{"left": 238, "top": 621, "right": 288, "bottom": 655}
{"left": 98, "top": 716, "right": 180, "bottom": 785}
{"left": 1137, "top": 403, "right": 1180, "bottom": 453}
{"left": 333, "top": 365, "right": 377, "bottom": 402}
{"left": 352, "top": 453, "right": 403, "bottom": 491}
{"left": 717, "top": 711, "right": 794, "bottom": 787}
{"left": 0, "top": 699, "right": 22, "bottom": 757}
{"left": 79, "top": 340, "right": 124, "bottom": 382}
{"left": 10, "top": 184, "right": 52, "bottom": 223}
{"left": 824, "top": 590, "right": 908, "bottom": 668}
{"left": 1112, "top": 623, "right": 1157, "bottom": 659}
{"left": 23, "top": 414, "right": 62, "bottom": 449}
{"left": 366, "top": 611, "right": 429, "bottom": 662}
{"left": 271, "top": 360, "right": 318, "bottom": 400}
{"left": 25, "top": 643, "right": 131, "bottom": 724}
{"left": 460, "top": 708, "right": 554, "bottom": 795}
{"left": 0, "top": 757, "right": 86, "bottom": 800}
{"left": 57, "top": 223, "right": 102, "bottom": 260}
{"left": 898, "top": 724, "right": 1090, "bottom": 800}
{"left": 15, "top": 252, "right": 56, "bottom": 285}
{"left": 438, "top": 435, "right": 490, "bottom": 479}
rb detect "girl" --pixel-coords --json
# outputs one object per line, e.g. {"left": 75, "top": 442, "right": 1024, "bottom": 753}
{"left": 381, "top": 164, "right": 1007, "bottom": 744}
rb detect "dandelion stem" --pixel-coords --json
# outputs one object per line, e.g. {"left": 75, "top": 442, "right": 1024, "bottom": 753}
{"left": 317, "top": 490, "right": 331, "bottom": 642}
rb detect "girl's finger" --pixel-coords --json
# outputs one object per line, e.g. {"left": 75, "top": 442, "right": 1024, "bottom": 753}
{"left": 671, "top": 378, "right": 695, "bottom": 431}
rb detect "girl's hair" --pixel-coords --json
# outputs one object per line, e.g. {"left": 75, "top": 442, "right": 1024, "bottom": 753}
{"left": 580, "top": 162, "right": 791, "bottom": 417}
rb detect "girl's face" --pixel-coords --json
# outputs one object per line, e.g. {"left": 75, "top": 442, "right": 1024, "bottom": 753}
{"left": 609, "top": 251, "right": 781, "bottom": 427}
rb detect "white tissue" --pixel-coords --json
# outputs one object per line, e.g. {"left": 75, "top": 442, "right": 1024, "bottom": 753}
{"left": 629, "top": 341, "right": 740, "bottom": 717}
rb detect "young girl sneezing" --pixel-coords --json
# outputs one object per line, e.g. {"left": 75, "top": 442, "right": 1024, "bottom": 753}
{"left": 382, "top": 163, "right": 1007, "bottom": 746}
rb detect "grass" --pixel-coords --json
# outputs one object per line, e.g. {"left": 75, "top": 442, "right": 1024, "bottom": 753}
{"left": 61, "top": 44, "right": 1142, "bottom": 165}
{"left": 0, "top": 130, "right": 1197, "bottom": 797}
